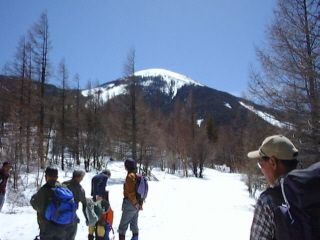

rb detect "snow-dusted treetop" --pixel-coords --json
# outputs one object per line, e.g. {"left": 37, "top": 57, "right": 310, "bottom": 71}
{"left": 82, "top": 68, "right": 204, "bottom": 102}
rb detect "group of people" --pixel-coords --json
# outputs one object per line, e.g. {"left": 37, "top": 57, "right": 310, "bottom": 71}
{"left": 29, "top": 158, "right": 141, "bottom": 240}
{"left": 1, "top": 134, "right": 318, "bottom": 240}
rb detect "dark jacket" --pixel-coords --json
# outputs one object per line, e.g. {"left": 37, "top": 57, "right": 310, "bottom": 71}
{"left": 63, "top": 179, "right": 87, "bottom": 221}
{"left": 30, "top": 180, "right": 62, "bottom": 227}
{"left": 0, "top": 169, "right": 9, "bottom": 194}
{"left": 91, "top": 173, "right": 108, "bottom": 197}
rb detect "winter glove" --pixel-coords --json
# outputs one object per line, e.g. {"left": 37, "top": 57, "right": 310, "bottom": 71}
{"left": 105, "top": 221, "right": 111, "bottom": 231}
{"left": 104, "top": 222, "right": 111, "bottom": 239}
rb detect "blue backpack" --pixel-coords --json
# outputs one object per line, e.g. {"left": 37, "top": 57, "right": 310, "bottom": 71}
{"left": 267, "top": 162, "right": 320, "bottom": 240}
{"left": 45, "top": 187, "right": 77, "bottom": 225}
{"left": 135, "top": 173, "right": 148, "bottom": 202}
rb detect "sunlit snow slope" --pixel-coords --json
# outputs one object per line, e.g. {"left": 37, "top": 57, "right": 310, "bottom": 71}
{"left": 82, "top": 68, "right": 204, "bottom": 102}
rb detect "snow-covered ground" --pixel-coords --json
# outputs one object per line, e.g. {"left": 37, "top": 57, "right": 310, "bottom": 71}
{"left": 0, "top": 161, "right": 255, "bottom": 240}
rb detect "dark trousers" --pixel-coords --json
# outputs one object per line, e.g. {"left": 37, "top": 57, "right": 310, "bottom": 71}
{"left": 0, "top": 193, "right": 5, "bottom": 212}
{"left": 66, "top": 216, "right": 79, "bottom": 240}
{"left": 40, "top": 221, "right": 68, "bottom": 240}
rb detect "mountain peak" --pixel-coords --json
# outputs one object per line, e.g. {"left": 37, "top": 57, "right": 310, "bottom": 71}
{"left": 82, "top": 68, "right": 204, "bottom": 102}
{"left": 134, "top": 68, "right": 204, "bottom": 87}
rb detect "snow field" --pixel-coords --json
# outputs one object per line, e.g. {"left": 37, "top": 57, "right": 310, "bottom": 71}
{"left": 0, "top": 161, "right": 255, "bottom": 240}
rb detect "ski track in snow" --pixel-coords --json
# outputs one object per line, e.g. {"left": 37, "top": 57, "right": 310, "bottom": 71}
{"left": 0, "top": 161, "right": 255, "bottom": 240}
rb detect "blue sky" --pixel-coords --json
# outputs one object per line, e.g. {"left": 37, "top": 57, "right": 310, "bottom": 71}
{"left": 0, "top": 0, "right": 276, "bottom": 96}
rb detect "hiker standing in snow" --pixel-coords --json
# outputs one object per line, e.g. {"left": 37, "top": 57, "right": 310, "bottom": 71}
{"left": 89, "top": 169, "right": 112, "bottom": 240}
{"left": 87, "top": 196, "right": 110, "bottom": 240}
{"left": 248, "top": 135, "right": 299, "bottom": 240}
{"left": 63, "top": 169, "right": 88, "bottom": 240}
{"left": 0, "top": 161, "right": 13, "bottom": 212}
{"left": 91, "top": 169, "right": 111, "bottom": 201}
{"left": 118, "top": 158, "right": 141, "bottom": 240}
{"left": 30, "top": 166, "right": 69, "bottom": 240}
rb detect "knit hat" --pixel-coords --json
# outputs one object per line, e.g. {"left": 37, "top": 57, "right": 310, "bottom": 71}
{"left": 2, "top": 161, "right": 12, "bottom": 168}
{"left": 73, "top": 169, "right": 85, "bottom": 178}
{"left": 45, "top": 166, "right": 58, "bottom": 177}
{"left": 247, "top": 135, "right": 298, "bottom": 160}
{"left": 124, "top": 158, "right": 135, "bottom": 170}
{"left": 102, "top": 169, "right": 111, "bottom": 177}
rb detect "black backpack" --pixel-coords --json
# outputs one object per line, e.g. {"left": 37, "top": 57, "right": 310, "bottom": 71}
{"left": 267, "top": 162, "right": 320, "bottom": 240}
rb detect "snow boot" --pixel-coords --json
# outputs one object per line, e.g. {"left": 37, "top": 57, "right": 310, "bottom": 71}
{"left": 96, "top": 237, "right": 108, "bottom": 240}
{"left": 131, "top": 233, "right": 138, "bottom": 240}
{"left": 119, "top": 234, "right": 125, "bottom": 240}
{"left": 88, "top": 234, "right": 94, "bottom": 240}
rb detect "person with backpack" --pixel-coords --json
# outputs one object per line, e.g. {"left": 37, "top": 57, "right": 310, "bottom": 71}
{"left": 30, "top": 166, "right": 76, "bottom": 240}
{"left": 63, "top": 169, "right": 88, "bottom": 240}
{"left": 88, "top": 169, "right": 112, "bottom": 240}
{"left": 248, "top": 135, "right": 300, "bottom": 240}
{"left": 87, "top": 196, "right": 110, "bottom": 240}
{"left": 0, "top": 161, "right": 13, "bottom": 212}
{"left": 118, "top": 158, "right": 142, "bottom": 240}
{"left": 91, "top": 169, "right": 111, "bottom": 201}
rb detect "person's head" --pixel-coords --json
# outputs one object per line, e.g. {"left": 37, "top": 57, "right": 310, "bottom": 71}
{"left": 101, "top": 169, "right": 111, "bottom": 178}
{"left": 124, "top": 158, "right": 135, "bottom": 172}
{"left": 2, "top": 161, "right": 13, "bottom": 174}
{"left": 72, "top": 169, "right": 85, "bottom": 182}
{"left": 248, "top": 135, "right": 299, "bottom": 185}
{"left": 45, "top": 166, "right": 58, "bottom": 182}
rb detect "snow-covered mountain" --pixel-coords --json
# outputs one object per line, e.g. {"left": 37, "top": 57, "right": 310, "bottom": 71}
{"left": 81, "top": 68, "right": 285, "bottom": 128}
{"left": 0, "top": 70, "right": 286, "bottom": 129}
{"left": 135, "top": 68, "right": 204, "bottom": 95}
{"left": 82, "top": 68, "right": 204, "bottom": 102}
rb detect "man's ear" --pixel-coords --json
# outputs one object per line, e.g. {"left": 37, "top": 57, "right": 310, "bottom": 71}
{"left": 269, "top": 157, "right": 277, "bottom": 170}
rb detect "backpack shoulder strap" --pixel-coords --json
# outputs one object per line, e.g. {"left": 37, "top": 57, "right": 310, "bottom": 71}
{"left": 135, "top": 172, "right": 140, "bottom": 179}
{"left": 263, "top": 185, "right": 284, "bottom": 208}
{"left": 49, "top": 187, "right": 61, "bottom": 221}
